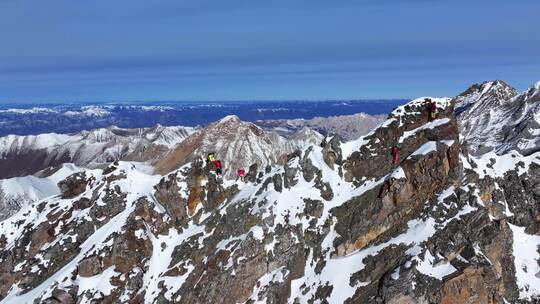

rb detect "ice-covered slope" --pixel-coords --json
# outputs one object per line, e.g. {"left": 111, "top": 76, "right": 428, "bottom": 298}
{"left": 0, "top": 125, "right": 195, "bottom": 178}
{"left": 1, "top": 96, "right": 538, "bottom": 303}
{"left": 0, "top": 164, "right": 80, "bottom": 220}
{"left": 456, "top": 80, "right": 540, "bottom": 155}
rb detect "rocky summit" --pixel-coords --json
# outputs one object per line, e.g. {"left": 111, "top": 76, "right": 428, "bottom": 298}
{"left": 0, "top": 87, "right": 539, "bottom": 303}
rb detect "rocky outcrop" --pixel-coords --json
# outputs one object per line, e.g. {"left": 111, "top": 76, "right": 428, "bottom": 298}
{"left": 154, "top": 172, "right": 188, "bottom": 225}
{"left": 321, "top": 135, "right": 343, "bottom": 169}
{"left": 57, "top": 172, "right": 88, "bottom": 198}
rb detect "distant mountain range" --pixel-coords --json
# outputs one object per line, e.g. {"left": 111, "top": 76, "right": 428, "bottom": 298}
{"left": 256, "top": 112, "right": 386, "bottom": 141}
{"left": 0, "top": 100, "right": 406, "bottom": 136}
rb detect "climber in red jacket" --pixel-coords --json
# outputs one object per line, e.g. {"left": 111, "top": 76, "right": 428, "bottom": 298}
{"left": 212, "top": 160, "right": 222, "bottom": 175}
{"left": 391, "top": 146, "right": 400, "bottom": 165}
{"left": 237, "top": 168, "right": 246, "bottom": 181}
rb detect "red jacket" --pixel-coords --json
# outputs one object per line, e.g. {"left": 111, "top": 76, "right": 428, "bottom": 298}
{"left": 391, "top": 147, "right": 400, "bottom": 162}
{"left": 213, "top": 160, "right": 222, "bottom": 169}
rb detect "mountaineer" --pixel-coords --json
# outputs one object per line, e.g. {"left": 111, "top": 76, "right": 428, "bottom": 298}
{"left": 212, "top": 159, "right": 223, "bottom": 175}
{"left": 207, "top": 153, "right": 216, "bottom": 163}
{"left": 426, "top": 98, "right": 437, "bottom": 121}
{"left": 237, "top": 168, "right": 246, "bottom": 181}
{"left": 391, "top": 146, "right": 400, "bottom": 165}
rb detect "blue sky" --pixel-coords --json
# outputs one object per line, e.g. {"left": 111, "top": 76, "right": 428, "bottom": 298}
{"left": 0, "top": 0, "right": 539, "bottom": 103}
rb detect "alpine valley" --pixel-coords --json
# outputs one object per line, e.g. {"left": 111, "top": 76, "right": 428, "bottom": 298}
{"left": 0, "top": 80, "right": 539, "bottom": 304}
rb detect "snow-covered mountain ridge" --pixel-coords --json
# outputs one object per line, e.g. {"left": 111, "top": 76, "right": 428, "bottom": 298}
{"left": 0, "top": 91, "right": 538, "bottom": 303}
{"left": 0, "top": 125, "right": 196, "bottom": 179}
{"left": 0, "top": 164, "right": 81, "bottom": 221}
{"left": 153, "top": 115, "right": 323, "bottom": 179}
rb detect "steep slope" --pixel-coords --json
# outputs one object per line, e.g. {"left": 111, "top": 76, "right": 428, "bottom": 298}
{"left": 456, "top": 80, "right": 540, "bottom": 155}
{"left": 255, "top": 112, "right": 386, "bottom": 141}
{"left": 0, "top": 164, "right": 80, "bottom": 221}
{"left": 0, "top": 97, "right": 538, "bottom": 303}
{"left": 0, "top": 125, "right": 195, "bottom": 179}
{"left": 154, "top": 115, "right": 321, "bottom": 178}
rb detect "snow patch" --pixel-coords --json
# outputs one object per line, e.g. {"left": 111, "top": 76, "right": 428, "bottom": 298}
{"left": 76, "top": 266, "right": 120, "bottom": 299}
{"left": 509, "top": 223, "right": 540, "bottom": 300}
{"left": 411, "top": 141, "right": 438, "bottom": 156}
{"left": 415, "top": 250, "right": 457, "bottom": 280}
{"left": 390, "top": 167, "right": 406, "bottom": 179}
{"left": 471, "top": 151, "right": 540, "bottom": 179}
{"left": 399, "top": 118, "right": 450, "bottom": 143}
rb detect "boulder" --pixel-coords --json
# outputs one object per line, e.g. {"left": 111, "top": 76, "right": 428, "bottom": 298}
{"left": 57, "top": 172, "right": 88, "bottom": 198}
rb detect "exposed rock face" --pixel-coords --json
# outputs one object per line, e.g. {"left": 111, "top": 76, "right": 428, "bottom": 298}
{"left": 0, "top": 95, "right": 539, "bottom": 303}
{"left": 154, "top": 172, "right": 188, "bottom": 225}
{"left": 57, "top": 172, "right": 88, "bottom": 198}
{"left": 322, "top": 135, "right": 343, "bottom": 169}
{"left": 456, "top": 80, "right": 540, "bottom": 155}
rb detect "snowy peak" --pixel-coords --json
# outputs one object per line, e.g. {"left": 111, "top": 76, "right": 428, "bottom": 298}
{"left": 207, "top": 114, "right": 263, "bottom": 137}
{"left": 81, "top": 128, "right": 116, "bottom": 143}
{"left": 523, "top": 80, "right": 540, "bottom": 100}
{"left": 217, "top": 114, "right": 241, "bottom": 124}
{"left": 154, "top": 115, "right": 320, "bottom": 178}
{"left": 456, "top": 80, "right": 540, "bottom": 155}
{"left": 453, "top": 80, "right": 518, "bottom": 113}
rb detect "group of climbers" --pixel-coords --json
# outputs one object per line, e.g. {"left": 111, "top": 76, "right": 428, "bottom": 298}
{"left": 206, "top": 152, "right": 246, "bottom": 180}
{"left": 388, "top": 98, "right": 438, "bottom": 166}
{"left": 206, "top": 99, "right": 438, "bottom": 179}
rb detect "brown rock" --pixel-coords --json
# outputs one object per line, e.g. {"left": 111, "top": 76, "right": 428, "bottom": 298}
{"left": 440, "top": 267, "right": 499, "bottom": 304}
{"left": 78, "top": 256, "right": 101, "bottom": 277}
{"left": 57, "top": 172, "right": 88, "bottom": 199}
